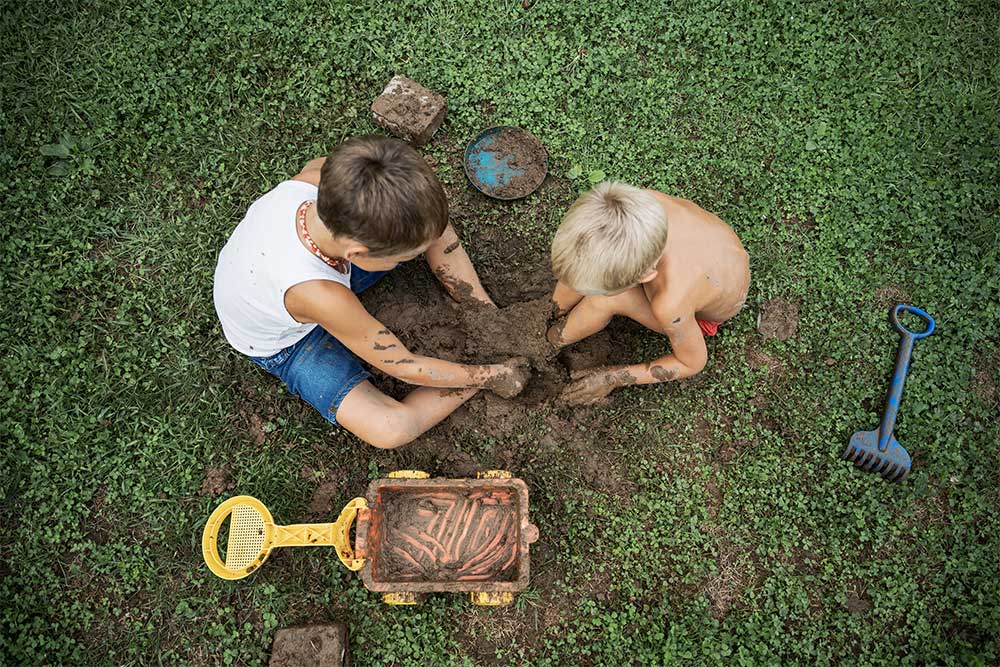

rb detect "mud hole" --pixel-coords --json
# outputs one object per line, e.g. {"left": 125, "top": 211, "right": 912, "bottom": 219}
{"left": 352, "top": 253, "right": 642, "bottom": 502}
{"left": 362, "top": 260, "right": 627, "bottom": 412}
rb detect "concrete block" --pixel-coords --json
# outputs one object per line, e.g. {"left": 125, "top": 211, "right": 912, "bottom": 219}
{"left": 371, "top": 75, "right": 447, "bottom": 146}
{"left": 269, "top": 623, "right": 349, "bottom": 667}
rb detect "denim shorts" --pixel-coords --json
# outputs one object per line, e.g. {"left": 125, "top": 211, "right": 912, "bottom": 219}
{"left": 248, "top": 265, "right": 390, "bottom": 425}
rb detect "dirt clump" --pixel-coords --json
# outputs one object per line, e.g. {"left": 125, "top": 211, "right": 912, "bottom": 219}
{"left": 370, "top": 75, "right": 446, "bottom": 146}
{"left": 199, "top": 464, "right": 234, "bottom": 497}
{"left": 757, "top": 297, "right": 800, "bottom": 341}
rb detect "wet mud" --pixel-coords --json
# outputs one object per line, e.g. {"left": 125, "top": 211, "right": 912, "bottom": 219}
{"left": 365, "top": 268, "right": 579, "bottom": 404}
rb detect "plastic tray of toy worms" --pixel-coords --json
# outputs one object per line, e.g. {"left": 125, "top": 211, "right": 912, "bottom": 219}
{"left": 355, "top": 475, "right": 539, "bottom": 593}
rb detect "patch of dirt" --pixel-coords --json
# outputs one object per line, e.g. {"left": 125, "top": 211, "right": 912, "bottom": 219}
{"left": 703, "top": 537, "right": 757, "bottom": 619}
{"left": 199, "top": 464, "right": 234, "bottom": 497}
{"left": 561, "top": 331, "right": 613, "bottom": 372}
{"left": 844, "top": 580, "right": 872, "bottom": 615}
{"left": 84, "top": 487, "right": 114, "bottom": 546}
{"left": 307, "top": 481, "right": 343, "bottom": 518}
{"left": 743, "top": 345, "right": 784, "bottom": 374}
{"left": 873, "top": 284, "right": 911, "bottom": 310}
{"left": 717, "top": 438, "right": 755, "bottom": 464}
{"left": 757, "top": 298, "right": 800, "bottom": 341}
{"left": 971, "top": 356, "right": 997, "bottom": 406}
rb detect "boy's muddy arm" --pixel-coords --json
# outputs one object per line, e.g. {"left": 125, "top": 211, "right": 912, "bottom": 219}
{"left": 551, "top": 280, "right": 584, "bottom": 318}
{"left": 286, "top": 279, "right": 527, "bottom": 395}
{"left": 560, "top": 316, "right": 708, "bottom": 404}
{"left": 425, "top": 224, "right": 495, "bottom": 306}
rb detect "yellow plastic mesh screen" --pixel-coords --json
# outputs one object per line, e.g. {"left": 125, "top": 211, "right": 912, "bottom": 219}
{"left": 225, "top": 504, "right": 267, "bottom": 570}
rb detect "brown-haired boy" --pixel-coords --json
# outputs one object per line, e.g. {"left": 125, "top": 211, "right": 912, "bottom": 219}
{"left": 214, "top": 136, "right": 530, "bottom": 448}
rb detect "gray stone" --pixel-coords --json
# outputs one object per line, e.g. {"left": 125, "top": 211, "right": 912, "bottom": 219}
{"left": 371, "top": 75, "right": 447, "bottom": 146}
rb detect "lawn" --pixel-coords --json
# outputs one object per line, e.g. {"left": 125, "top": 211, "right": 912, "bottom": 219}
{"left": 2, "top": 0, "right": 999, "bottom": 665}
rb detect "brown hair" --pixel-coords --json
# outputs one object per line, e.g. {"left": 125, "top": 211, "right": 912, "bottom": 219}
{"left": 316, "top": 136, "right": 447, "bottom": 256}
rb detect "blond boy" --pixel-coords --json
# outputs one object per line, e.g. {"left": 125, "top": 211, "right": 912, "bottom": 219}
{"left": 548, "top": 182, "right": 750, "bottom": 404}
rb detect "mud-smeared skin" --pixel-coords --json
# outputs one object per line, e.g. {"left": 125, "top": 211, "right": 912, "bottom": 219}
{"left": 560, "top": 367, "right": 637, "bottom": 405}
{"left": 546, "top": 316, "right": 567, "bottom": 349}
{"left": 432, "top": 265, "right": 475, "bottom": 302}
{"left": 650, "top": 365, "right": 677, "bottom": 382}
{"left": 372, "top": 341, "right": 397, "bottom": 351}
{"left": 483, "top": 357, "right": 531, "bottom": 398}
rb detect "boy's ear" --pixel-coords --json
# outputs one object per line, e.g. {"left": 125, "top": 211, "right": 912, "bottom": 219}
{"left": 343, "top": 243, "right": 370, "bottom": 261}
{"left": 638, "top": 269, "right": 658, "bottom": 284}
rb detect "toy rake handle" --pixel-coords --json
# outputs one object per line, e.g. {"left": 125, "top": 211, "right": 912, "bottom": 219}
{"left": 878, "top": 305, "right": 935, "bottom": 451}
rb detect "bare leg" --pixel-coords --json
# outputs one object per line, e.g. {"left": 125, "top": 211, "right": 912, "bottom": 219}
{"left": 549, "top": 286, "right": 665, "bottom": 349}
{"left": 336, "top": 380, "right": 477, "bottom": 449}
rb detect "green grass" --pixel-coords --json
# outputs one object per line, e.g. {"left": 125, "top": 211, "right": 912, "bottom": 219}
{"left": 2, "top": 0, "right": 999, "bottom": 665}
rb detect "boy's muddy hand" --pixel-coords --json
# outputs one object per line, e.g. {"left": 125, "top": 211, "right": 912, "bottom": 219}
{"left": 546, "top": 317, "right": 567, "bottom": 356}
{"left": 560, "top": 367, "right": 633, "bottom": 405}
{"left": 485, "top": 357, "right": 532, "bottom": 398}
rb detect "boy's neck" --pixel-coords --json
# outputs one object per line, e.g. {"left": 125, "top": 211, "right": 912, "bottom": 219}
{"left": 302, "top": 204, "right": 350, "bottom": 258}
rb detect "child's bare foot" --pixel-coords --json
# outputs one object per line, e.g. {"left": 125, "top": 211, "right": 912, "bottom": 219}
{"left": 484, "top": 357, "right": 532, "bottom": 398}
{"left": 559, "top": 367, "right": 635, "bottom": 405}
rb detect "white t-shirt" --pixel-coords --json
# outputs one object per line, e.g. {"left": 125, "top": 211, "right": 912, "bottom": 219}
{"left": 213, "top": 180, "right": 351, "bottom": 357}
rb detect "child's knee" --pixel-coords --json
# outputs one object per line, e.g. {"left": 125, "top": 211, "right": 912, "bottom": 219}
{"left": 364, "top": 407, "right": 422, "bottom": 449}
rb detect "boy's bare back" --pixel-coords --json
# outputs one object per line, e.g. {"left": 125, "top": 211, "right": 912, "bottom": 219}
{"left": 644, "top": 191, "right": 750, "bottom": 327}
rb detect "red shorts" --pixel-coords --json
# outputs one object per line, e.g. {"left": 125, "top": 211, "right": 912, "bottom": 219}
{"left": 697, "top": 319, "right": 721, "bottom": 337}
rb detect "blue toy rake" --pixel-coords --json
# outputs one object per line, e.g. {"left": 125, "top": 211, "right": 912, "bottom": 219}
{"left": 842, "top": 304, "right": 935, "bottom": 483}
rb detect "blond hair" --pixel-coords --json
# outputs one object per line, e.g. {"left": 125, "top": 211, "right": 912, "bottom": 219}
{"left": 551, "top": 182, "right": 668, "bottom": 294}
